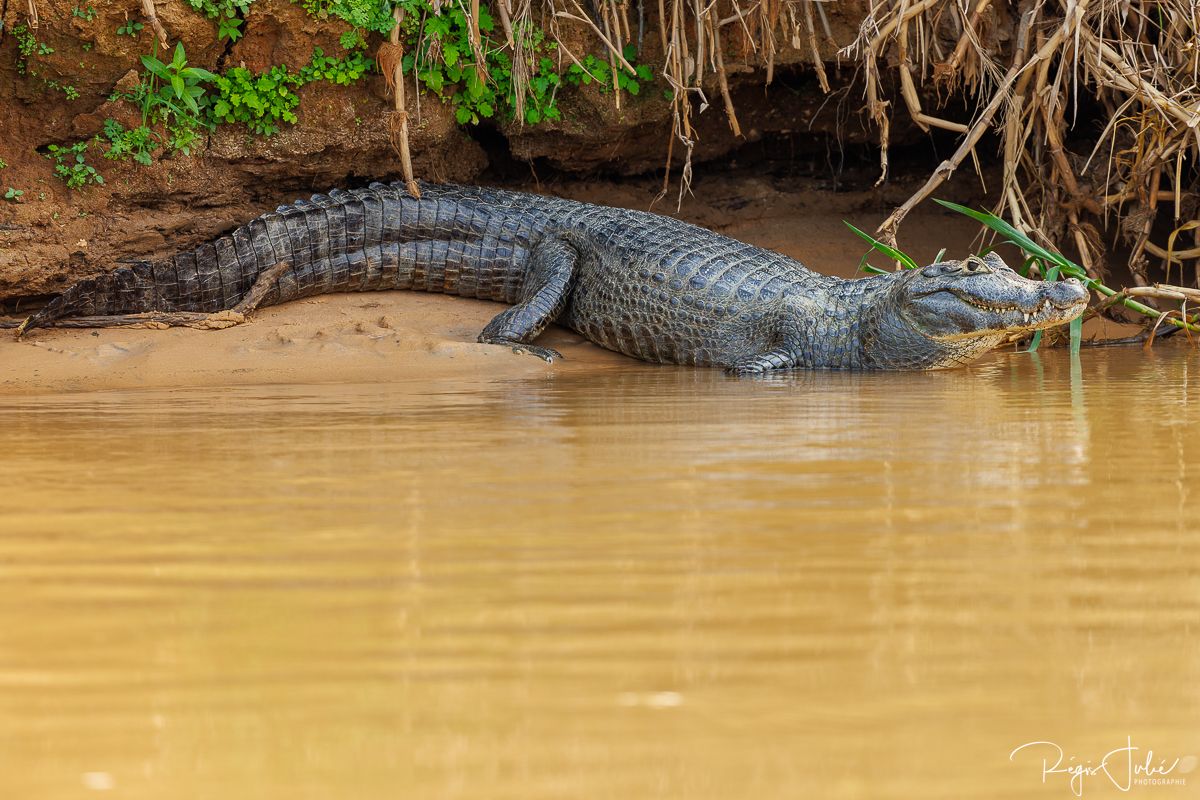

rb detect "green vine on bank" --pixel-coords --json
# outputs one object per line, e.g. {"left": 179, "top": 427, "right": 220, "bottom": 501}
{"left": 45, "top": 142, "right": 105, "bottom": 189}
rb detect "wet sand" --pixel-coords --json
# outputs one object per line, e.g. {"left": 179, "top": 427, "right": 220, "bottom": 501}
{"left": 0, "top": 292, "right": 631, "bottom": 395}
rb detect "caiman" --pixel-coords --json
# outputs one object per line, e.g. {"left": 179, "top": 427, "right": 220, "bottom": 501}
{"left": 8, "top": 182, "right": 1089, "bottom": 372}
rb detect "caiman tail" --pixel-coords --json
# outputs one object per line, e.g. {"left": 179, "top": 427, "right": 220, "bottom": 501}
{"left": 14, "top": 261, "right": 161, "bottom": 335}
{"left": 13, "top": 182, "right": 550, "bottom": 336}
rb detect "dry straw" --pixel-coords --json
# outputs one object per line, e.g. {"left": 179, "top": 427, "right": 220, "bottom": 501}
{"left": 839, "top": 0, "right": 1200, "bottom": 335}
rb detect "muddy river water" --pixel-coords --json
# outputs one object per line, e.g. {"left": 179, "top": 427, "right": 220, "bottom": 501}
{"left": 1, "top": 347, "right": 1197, "bottom": 799}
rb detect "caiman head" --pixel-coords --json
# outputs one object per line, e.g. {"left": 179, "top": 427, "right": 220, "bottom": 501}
{"left": 864, "top": 252, "right": 1090, "bottom": 369}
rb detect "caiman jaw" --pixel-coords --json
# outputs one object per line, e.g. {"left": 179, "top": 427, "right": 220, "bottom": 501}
{"left": 954, "top": 292, "right": 1081, "bottom": 320}
{"left": 926, "top": 287, "right": 1088, "bottom": 337}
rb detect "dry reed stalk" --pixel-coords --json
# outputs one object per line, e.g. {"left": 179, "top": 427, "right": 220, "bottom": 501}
{"left": 141, "top": 0, "right": 169, "bottom": 50}
{"left": 379, "top": 8, "right": 420, "bottom": 198}
{"left": 872, "top": 3, "right": 1038, "bottom": 247}
{"left": 558, "top": 0, "right": 638, "bottom": 72}
{"left": 799, "top": 0, "right": 829, "bottom": 93}
{"left": 468, "top": 0, "right": 488, "bottom": 78}
{"left": 848, "top": 0, "right": 1200, "bottom": 333}
{"left": 935, "top": 0, "right": 990, "bottom": 86}
{"left": 496, "top": 0, "right": 515, "bottom": 45}
{"left": 604, "top": 0, "right": 622, "bottom": 111}
{"left": 710, "top": 14, "right": 742, "bottom": 136}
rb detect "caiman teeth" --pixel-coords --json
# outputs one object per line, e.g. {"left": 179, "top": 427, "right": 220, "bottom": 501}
{"left": 959, "top": 295, "right": 1057, "bottom": 320}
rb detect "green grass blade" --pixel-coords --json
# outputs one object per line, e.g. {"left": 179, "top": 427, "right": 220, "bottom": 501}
{"left": 933, "top": 199, "right": 1064, "bottom": 266}
{"left": 1069, "top": 315, "right": 1082, "bottom": 355}
{"left": 844, "top": 221, "right": 921, "bottom": 271}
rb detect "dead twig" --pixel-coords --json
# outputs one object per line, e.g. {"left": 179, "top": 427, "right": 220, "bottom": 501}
{"left": 379, "top": 7, "right": 420, "bottom": 198}
{"left": 141, "top": 0, "right": 169, "bottom": 51}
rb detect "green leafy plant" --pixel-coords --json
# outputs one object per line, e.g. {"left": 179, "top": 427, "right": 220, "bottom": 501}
{"left": 117, "top": 19, "right": 144, "bottom": 37}
{"left": 565, "top": 48, "right": 654, "bottom": 96}
{"left": 299, "top": 46, "right": 372, "bottom": 85}
{"left": 101, "top": 119, "right": 156, "bottom": 166}
{"left": 217, "top": 15, "right": 244, "bottom": 41}
{"left": 207, "top": 64, "right": 302, "bottom": 135}
{"left": 13, "top": 24, "right": 54, "bottom": 56}
{"left": 41, "top": 79, "right": 81, "bottom": 100}
{"left": 45, "top": 142, "right": 104, "bottom": 189}
{"left": 207, "top": 49, "right": 373, "bottom": 135}
{"left": 513, "top": 53, "right": 563, "bottom": 124}
{"left": 844, "top": 221, "right": 921, "bottom": 272}
{"left": 398, "top": 0, "right": 498, "bottom": 124}
{"left": 184, "top": 0, "right": 252, "bottom": 19}
{"left": 12, "top": 23, "right": 54, "bottom": 75}
{"left": 184, "top": 0, "right": 250, "bottom": 44}
{"left": 3, "top": 188, "right": 23, "bottom": 201}
{"left": 292, "top": 0, "right": 395, "bottom": 33}
{"left": 102, "top": 41, "right": 216, "bottom": 164}
{"left": 338, "top": 29, "right": 367, "bottom": 51}
{"left": 0, "top": 159, "right": 8, "bottom": 169}
{"left": 395, "top": 2, "right": 653, "bottom": 128}
{"left": 71, "top": 4, "right": 97, "bottom": 20}
{"left": 141, "top": 42, "right": 217, "bottom": 117}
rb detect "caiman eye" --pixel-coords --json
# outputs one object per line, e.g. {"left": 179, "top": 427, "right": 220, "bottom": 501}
{"left": 962, "top": 255, "right": 992, "bottom": 274}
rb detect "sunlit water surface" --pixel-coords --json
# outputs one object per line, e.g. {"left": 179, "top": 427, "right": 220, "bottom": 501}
{"left": 1, "top": 349, "right": 1198, "bottom": 799}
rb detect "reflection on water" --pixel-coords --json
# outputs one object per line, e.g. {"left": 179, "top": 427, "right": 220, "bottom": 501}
{"left": 0, "top": 349, "right": 1197, "bottom": 799}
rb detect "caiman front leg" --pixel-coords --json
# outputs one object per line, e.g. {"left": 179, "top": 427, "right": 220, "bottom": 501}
{"left": 727, "top": 317, "right": 805, "bottom": 375}
{"left": 478, "top": 237, "right": 576, "bottom": 363}
{"left": 728, "top": 347, "right": 801, "bottom": 375}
